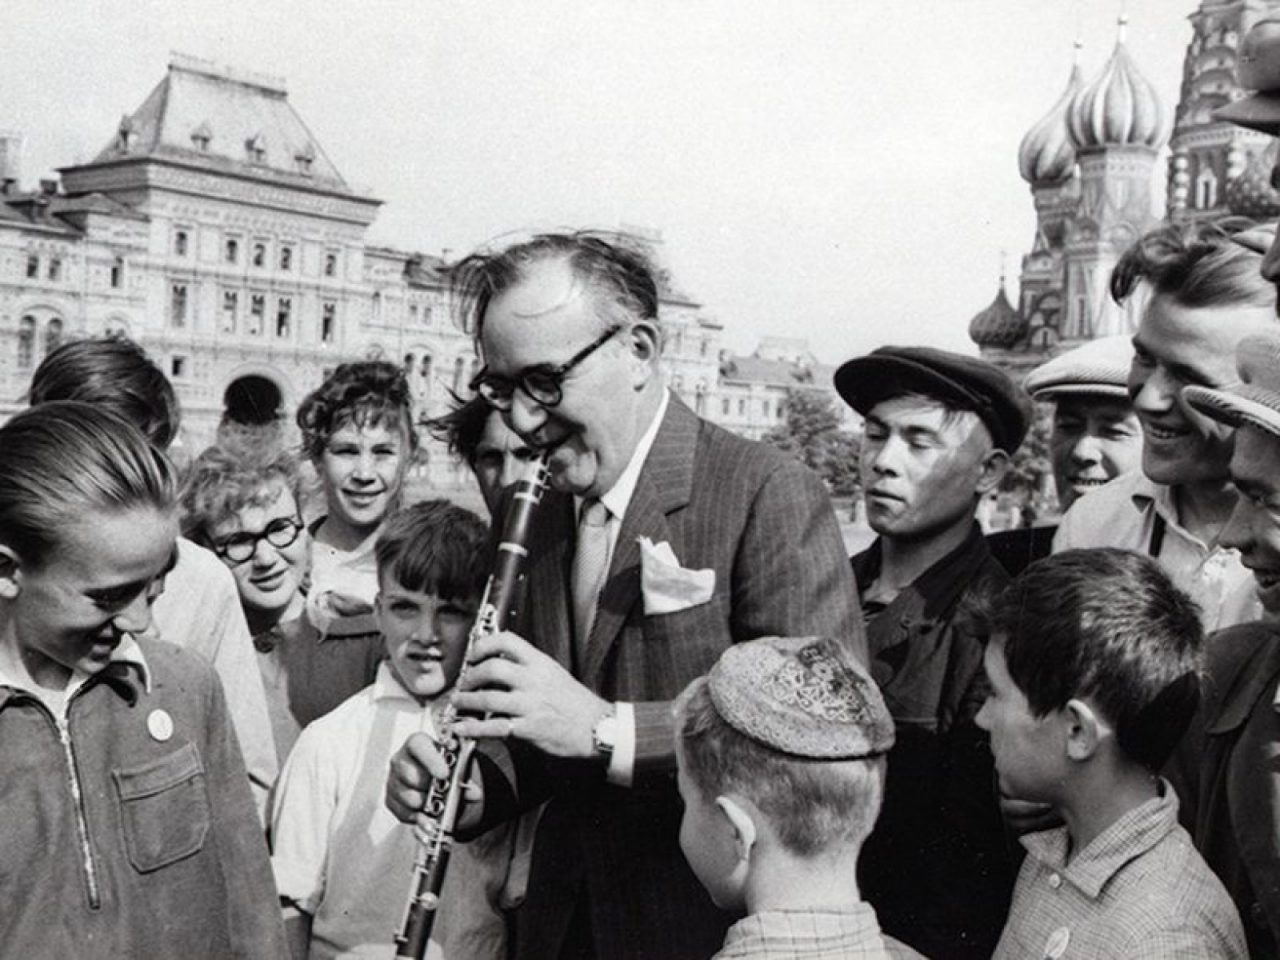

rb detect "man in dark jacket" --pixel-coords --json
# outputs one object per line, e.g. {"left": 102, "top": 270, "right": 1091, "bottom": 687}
{"left": 836, "top": 346, "right": 1031, "bottom": 960}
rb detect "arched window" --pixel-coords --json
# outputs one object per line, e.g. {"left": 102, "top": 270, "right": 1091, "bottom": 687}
{"left": 419, "top": 354, "right": 432, "bottom": 385}
{"left": 44, "top": 317, "right": 63, "bottom": 356}
{"left": 16, "top": 315, "right": 35, "bottom": 368}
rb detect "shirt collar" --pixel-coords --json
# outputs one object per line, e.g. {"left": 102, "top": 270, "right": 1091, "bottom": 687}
{"left": 579, "top": 387, "right": 669, "bottom": 522}
{"left": 1020, "top": 781, "right": 1180, "bottom": 899}
{"left": 854, "top": 522, "right": 992, "bottom": 620}
{"left": 372, "top": 660, "right": 430, "bottom": 704}
{"left": 0, "top": 632, "right": 151, "bottom": 707}
{"left": 720, "top": 905, "right": 884, "bottom": 954}
{"left": 1128, "top": 472, "right": 1178, "bottom": 524}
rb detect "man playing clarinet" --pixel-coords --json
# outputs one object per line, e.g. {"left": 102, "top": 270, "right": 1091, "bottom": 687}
{"left": 386, "top": 232, "right": 863, "bottom": 960}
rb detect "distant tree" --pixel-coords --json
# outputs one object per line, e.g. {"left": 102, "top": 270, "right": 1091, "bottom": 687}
{"left": 763, "top": 389, "right": 861, "bottom": 499}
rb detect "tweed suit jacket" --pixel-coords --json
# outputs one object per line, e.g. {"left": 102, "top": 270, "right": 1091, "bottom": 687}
{"left": 474, "top": 392, "right": 864, "bottom": 960}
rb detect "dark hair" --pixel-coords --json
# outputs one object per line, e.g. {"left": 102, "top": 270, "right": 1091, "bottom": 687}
{"left": 295, "top": 361, "right": 418, "bottom": 461}
{"left": 180, "top": 442, "right": 302, "bottom": 546}
{"left": 675, "top": 673, "right": 885, "bottom": 857}
{"left": 1110, "top": 217, "right": 1275, "bottom": 309}
{"left": 0, "top": 402, "right": 177, "bottom": 567}
{"left": 983, "top": 548, "right": 1203, "bottom": 771}
{"left": 374, "top": 500, "right": 488, "bottom": 601}
{"left": 424, "top": 393, "right": 491, "bottom": 466}
{"left": 28, "top": 336, "right": 180, "bottom": 449}
{"left": 450, "top": 231, "right": 660, "bottom": 339}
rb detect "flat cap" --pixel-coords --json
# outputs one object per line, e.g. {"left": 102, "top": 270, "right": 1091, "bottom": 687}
{"left": 834, "top": 345, "right": 1033, "bottom": 453}
{"left": 1023, "top": 336, "right": 1134, "bottom": 401}
{"left": 1184, "top": 331, "right": 1280, "bottom": 440}
{"left": 1216, "top": 20, "right": 1280, "bottom": 134}
{"left": 708, "top": 636, "right": 894, "bottom": 759}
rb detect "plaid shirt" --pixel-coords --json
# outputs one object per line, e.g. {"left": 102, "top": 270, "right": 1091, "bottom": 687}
{"left": 994, "top": 784, "right": 1246, "bottom": 959}
{"left": 712, "top": 905, "right": 923, "bottom": 960}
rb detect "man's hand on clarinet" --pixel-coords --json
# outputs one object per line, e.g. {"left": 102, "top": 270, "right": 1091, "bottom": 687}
{"left": 384, "top": 733, "right": 485, "bottom": 832}
{"left": 451, "top": 630, "right": 611, "bottom": 760}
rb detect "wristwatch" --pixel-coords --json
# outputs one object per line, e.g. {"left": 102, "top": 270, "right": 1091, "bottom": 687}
{"left": 592, "top": 705, "right": 618, "bottom": 761}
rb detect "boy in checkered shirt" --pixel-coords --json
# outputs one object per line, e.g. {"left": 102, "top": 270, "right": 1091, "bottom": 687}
{"left": 979, "top": 549, "right": 1245, "bottom": 959}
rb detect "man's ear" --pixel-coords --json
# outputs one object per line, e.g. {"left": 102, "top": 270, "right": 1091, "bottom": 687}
{"left": 976, "top": 448, "right": 1011, "bottom": 495}
{"left": 0, "top": 545, "right": 22, "bottom": 600}
{"left": 715, "top": 794, "right": 759, "bottom": 863}
{"left": 1063, "top": 698, "right": 1106, "bottom": 762}
{"left": 625, "top": 320, "right": 662, "bottom": 386}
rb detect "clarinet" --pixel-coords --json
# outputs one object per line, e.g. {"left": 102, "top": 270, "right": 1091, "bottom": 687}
{"left": 393, "top": 451, "right": 550, "bottom": 960}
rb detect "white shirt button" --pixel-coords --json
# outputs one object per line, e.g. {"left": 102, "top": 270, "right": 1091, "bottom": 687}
{"left": 1048, "top": 872, "right": 1062, "bottom": 889}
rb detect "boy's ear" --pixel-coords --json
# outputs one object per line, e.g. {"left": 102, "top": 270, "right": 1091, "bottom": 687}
{"left": 714, "top": 794, "right": 758, "bottom": 862}
{"left": 1063, "top": 698, "right": 1107, "bottom": 762}
{"left": 0, "top": 545, "right": 22, "bottom": 600}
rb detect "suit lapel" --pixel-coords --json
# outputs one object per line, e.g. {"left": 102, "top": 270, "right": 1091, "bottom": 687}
{"left": 582, "top": 394, "right": 699, "bottom": 686}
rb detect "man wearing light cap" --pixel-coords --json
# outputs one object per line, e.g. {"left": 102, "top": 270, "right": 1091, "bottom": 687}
{"left": 989, "top": 336, "right": 1144, "bottom": 574}
{"left": 1169, "top": 329, "right": 1280, "bottom": 959}
{"left": 834, "top": 345, "right": 1029, "bottom": 959}
{"left": 1053, "top": 218, "right": 1273, "bottom": 631}
{"left": 674, "top": 636, "right": 920, "bottom": 960}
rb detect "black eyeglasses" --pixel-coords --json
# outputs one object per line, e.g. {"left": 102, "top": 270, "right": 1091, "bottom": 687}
{"left": 213, "top": 516, "right": 304, "bottom": 565}
{"left": 470, "top": 325, "right": 622, "bottom": 411}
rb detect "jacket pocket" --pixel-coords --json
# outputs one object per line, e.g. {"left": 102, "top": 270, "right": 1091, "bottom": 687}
{"left": 112, "top": 741, "right": 211, "bottom": 873}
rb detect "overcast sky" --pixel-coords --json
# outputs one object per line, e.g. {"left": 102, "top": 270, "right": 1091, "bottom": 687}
{"left": 2, "top": 1, "right": 1193, "bottom": 362}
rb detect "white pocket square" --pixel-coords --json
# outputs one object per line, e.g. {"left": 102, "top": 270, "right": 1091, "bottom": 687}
{"left": 638, "top": 536, "right": 715, "bottom": 615}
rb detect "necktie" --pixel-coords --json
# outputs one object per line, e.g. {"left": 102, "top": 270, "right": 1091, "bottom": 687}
{"left": 571, "top": 498, "right": 611, "bottom": 666}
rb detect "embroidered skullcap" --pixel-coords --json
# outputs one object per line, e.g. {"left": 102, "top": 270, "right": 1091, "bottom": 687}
{"left": 708, "top": 636, "right": 894, "bottom": 759}
{"left": 1024, "top": 336, "right": 1134, "bottom": 401}
{"left": 1184, "top": 331, "right": 1280, "bottom": 440}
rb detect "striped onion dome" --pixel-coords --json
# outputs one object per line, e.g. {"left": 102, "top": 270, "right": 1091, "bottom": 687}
{"left": 969, "top": 281, "right": 1027, "bottom": 349}
{"left": 1067, "top": 18, "right": 1169, "bottom": 151}
{"left": 1019, "top": 55, "right": 1084, "bottom": 184}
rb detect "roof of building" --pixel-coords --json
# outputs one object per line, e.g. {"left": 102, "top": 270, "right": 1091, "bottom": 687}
{"left": 1067, "top": 18, "right": 1169, "bottom": 151}
{"left": 84, "top": 53, "right": 354, "bottom": 193}
{"left": 968, "top": 281, "right": 1027, "bottom": 348}
{"left": 719, "top": 351, "right": 837, "bottom": 389}
{"left": 1019, "top": 51, "right": 1083, "bottom": 185}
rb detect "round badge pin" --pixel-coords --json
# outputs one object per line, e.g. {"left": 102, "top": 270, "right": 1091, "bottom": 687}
{"left": 147, "top": 708, "right": 174, "bottom": 743}
{"left": 1044, "top": 926, "right": 1070, "bottom": 959}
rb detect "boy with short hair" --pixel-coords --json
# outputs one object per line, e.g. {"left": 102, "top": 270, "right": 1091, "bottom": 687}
{"left": 978, "top": 548, "right": 1246, "bottom": 959}
{"left": 270, "top": 500, "right": 488, "bottom": 960}
{"left": 673, "top": 635, "right": 920, "bottom": 960}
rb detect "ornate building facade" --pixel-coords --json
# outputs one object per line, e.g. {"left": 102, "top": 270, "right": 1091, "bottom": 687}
{"left": 0, "top": 54, "right": 821, "bottom": 470}
{"left": 971, "top": 1, "right": 1280, "bottom": 371}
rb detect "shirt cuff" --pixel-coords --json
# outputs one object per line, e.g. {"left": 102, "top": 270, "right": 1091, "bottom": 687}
{"left": 605, "top": 701, "right": 636, "bottom": 787}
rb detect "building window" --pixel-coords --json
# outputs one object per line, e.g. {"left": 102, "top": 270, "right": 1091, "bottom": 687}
{"left": 761, "top": 400, "right": 770, "bottom": 418}
{"left": 324, "top": 251, "right": 338, "bottom": 277}
{"left": 700, "top": 338, "right": 709, "bottom": 358}
{"left": 422, "top": 304, "right": 433, "bottom": 325}
{"left": 174, "top": 229, "right": 189, "bottom": 257}
{"left": 249, "top": 294, "right": 265, "bottom": 335}
{"left": 225, "top": 237, "right": 239, "bottom": 264}
{"left": 419, "top": 354, "right": 432, "bottom": 384}
{"left": 1195, "top": 167, "right": 1219, "bottom": 209}
{"left": 453, "top": 356, "right": 467, "bottom": 393}
{"left": 276, "top": 297, "right": 292, "bottom": 338}
{"left": 721, "top": 398, "right": 730, "bottom": 416}
{"left": 16, "top": 315, "right": 35, "bottom": 368}
{"left": 170, "top": 284, "right": 188, "bottom": 327}
{"left": 25, "top": 255, "right": 38, "bottom": 279}
{"left": 44, "top": 317, "right": 63, "bottom": 356}
{"left": 47, "top": 257, "right": 62, "bottom": 282}
{"left": 409, "top": 304, "right": 418, "bottom": 324}
{"left": 252, "top": 242, "right": 266, "bottom": 268}
{"left": 737, "top": 398, "right": 746, "bottom": 416}
{"left": 170, "top": 355, "right": 187, "bottom": 379}
{"left": 110, "top": 257, "right": 124, "bottom": 289}
{"left": 279, "top": 246, "right": 293, "bottom": 272}
{"left": 246, "top": 133, "right": 266, "bottom": 164}
{"left": 221, "top": 290, "right": 238, "bottom": 333}
{"left": 321, "top": 301, "right": 336, "bottom": 343}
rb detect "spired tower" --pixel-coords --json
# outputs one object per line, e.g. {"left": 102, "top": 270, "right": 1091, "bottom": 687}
{"left": 1061, "top": 15, "right": 1170, "bottom": 342}
{"left": 1169, "top": 0, "right": 1280, "bottom": 222}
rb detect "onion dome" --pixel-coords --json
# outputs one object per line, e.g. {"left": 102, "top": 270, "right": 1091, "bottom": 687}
{"left": 1227, "top": 139, "right": 1280, "bottom": 219}
{"left": 1068, "top": 17, "right": 1169, "bottom": 151}
{"left": 1019, "top": 51, "right": 1084, "bottom": 185}
{"left": 969, "top": 280, "right": 1027, "bottom": 349}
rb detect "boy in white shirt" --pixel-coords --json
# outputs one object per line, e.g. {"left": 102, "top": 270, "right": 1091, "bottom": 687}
{"left": 271, "top": 500, "right": 488, "bottom": 960}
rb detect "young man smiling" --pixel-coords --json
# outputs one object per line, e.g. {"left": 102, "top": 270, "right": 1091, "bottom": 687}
{"left": 1054, "top": 219, "right": 1276, "bottom": 631}
{"left": 835, "top": 345, "right": 1031, "bottom": 959}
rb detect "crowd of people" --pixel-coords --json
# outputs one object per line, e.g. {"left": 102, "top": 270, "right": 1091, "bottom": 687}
{"left": 9, "top": 19, "right": 1280, "bottom": 960}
